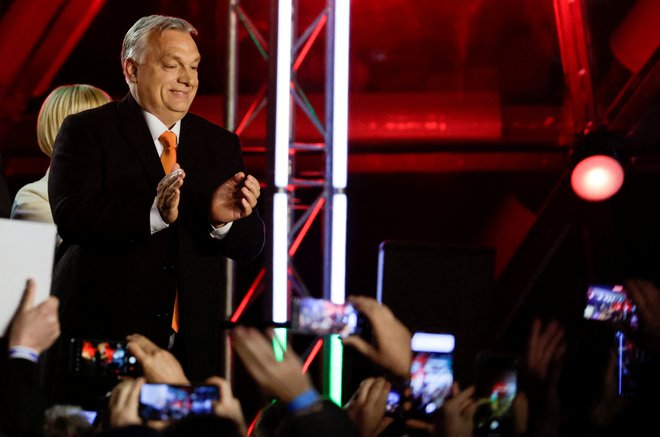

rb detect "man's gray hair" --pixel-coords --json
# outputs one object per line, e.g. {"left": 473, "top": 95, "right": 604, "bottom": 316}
{"left": 121, "top": 15, "right": 198, "bottom": 64}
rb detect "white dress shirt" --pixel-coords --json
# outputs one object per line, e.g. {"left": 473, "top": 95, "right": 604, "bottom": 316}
{"left": 142, "top": 111, "right": 232, "bottom": 239}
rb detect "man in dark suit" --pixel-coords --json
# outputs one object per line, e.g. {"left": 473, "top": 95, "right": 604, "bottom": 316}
{"left": 48, "top": 15, "right": 264, "bottom": 400}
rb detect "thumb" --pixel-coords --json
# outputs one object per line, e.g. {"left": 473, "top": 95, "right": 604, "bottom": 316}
{"left": 231, "top": 172, "right": 246, "bottom": 185}
{"left": 127, "top": 341, "right": 148, "bottom": 365}
{"left": 19, "top": 279, "right": 36, "bottom": 312}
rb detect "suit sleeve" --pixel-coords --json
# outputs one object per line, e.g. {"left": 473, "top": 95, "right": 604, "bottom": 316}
{"left": 49, "top": 115, "right": 153, "bottom": 245}
{"left": 217, "top": 133, "right": 264, "bottom": 262}
{"left": 0, "top": 353, "right": 46, "bottom": 436}
{"left": 185, "top": 129, "right": 265, "bottom": 263}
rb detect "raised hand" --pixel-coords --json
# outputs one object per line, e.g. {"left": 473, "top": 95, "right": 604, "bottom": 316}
{"left": 205, "top": 376, "right": 247, "bottom": 436}
{"left": 156, "top": 164, "right": 185, "bottom": 224}
{"left": 126, "top": 333, "right": 189, "bottom": 384}
{"left": 345, "top": 377, "right": 393, "bottom": 437}
{"left": 209, "top": 172, "right": 260, "bottom": 226}
{"left": 527, "top": 319, "right": 566, "bottom": 380}
{"left": 8, "top": 279, "right": 60, "bottom": 353}
{"left": 230, "top": 327, "right": 313, "bottom": 403}
{"left": 108, "top": 377, "right": 145, "bottom": 428}
{"left": 342, "top": 296, "right": 412, "bottom": 378}
{"left": 434, "top": 383, "right": 476, "bottom": 437}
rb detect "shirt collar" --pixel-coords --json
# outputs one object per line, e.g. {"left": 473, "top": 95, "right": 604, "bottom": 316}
{"left": 142, "top": 111, "right": 182, "bottom": 143}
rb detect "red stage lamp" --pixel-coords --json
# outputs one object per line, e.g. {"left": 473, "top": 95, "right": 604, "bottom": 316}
{"left": 571, "top": 154, "right": 624, "bottom": 202}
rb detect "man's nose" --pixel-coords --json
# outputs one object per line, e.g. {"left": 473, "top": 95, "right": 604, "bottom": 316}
{"left": 178, "top": 68, "right": 197, "bottom": 86}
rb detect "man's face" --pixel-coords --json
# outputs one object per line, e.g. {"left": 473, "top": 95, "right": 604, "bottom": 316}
{"left": 126, "top": 29, "right": 200, "bottom": 128}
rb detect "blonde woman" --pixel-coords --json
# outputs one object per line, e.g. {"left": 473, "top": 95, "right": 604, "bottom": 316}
{"left": 10, "top": 84, "right": 111, "bottom": 222}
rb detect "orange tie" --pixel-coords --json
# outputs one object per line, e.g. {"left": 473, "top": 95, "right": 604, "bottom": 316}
{"left": 159, "top": 131, "right": 177, "bottom": 174}
{"left": 158, "top": 131, "right": 179, "bottom": 332}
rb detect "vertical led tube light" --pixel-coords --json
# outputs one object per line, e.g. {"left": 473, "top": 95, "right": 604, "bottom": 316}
{"left": 272, "top": 192, "right": 289, "bottom": 326}
{"left": 272, "top": 0, "right": 293, "bottom": 359}
{"left": 325, "top": 0, "right": 351, "bottom": 406}
{"left": 274, "top": 0, "right": 292, "bottom": 189}
{"left": 332, "top": 0, "right": 350, "bottom": 190}
{"left": 331, "top": 193, "right": 347, "bottom": 304}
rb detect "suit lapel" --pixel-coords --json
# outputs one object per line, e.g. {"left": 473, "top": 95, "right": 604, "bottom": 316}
{"left": 178, "top": 115, "right": 198, "bottom": 169}
{"left": 117, "top": 94, "right": 165, "bottom": 187}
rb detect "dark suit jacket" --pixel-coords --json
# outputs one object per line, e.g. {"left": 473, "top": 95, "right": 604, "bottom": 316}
{"left": 0, "top": 338, "right": 46, "bottom": 436}
{"left": 48, "top": 94, "right": 264, "bottom": 383}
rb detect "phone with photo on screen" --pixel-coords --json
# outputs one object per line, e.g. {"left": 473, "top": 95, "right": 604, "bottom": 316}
{"left": 290, "top": 297, "right": 362, "bottom": 337}
{"left": 138, "top": 383, "right": 220, "bottom": 421}
{"left": 473, "top": 351, "right": 518, "bottom": 437}
{"left": 69, "top": 338, "right": 140, "bottom": 378}
{"left": 386, "top": 332, "right": 455, "bottom": 419}
{"left": 583, "top": 284, "right": 638, "bottom": 330}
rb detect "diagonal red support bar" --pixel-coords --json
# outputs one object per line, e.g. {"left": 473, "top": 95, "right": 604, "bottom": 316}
{"left": 247, "top": 411, "right": 261, "bottom": 436}
{"left": 289, "top": 197, "right": 326, "bottom": 256}
{"left": 231, "top": 268, "right": 266, "bottom": 322}
{"left": 302, "top": 338, "right": 324, "bottom": 374}
{"left": 292, "top": 14, "right": 327, "bottom": 72}
{"left": 236, "top": 83, "right": 268, "bottom": 135}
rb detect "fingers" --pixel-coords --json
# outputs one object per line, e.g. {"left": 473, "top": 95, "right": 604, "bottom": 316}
{"left": 243, "top": 175, "right": 261, "bottom": 197}
{"left": 240, "top": 198, "right": 253, "bottom": 217}
{"left": 231, "top": 327, "right": 275, "bottom": 379}
{"left": 231, "top": 172, "right": 246, "bottom": 184}
{"left": 158, "top": 177, "right": 183, "bottom": 202}
{"left": 127, "top": 341, "right": 148, "bottom": 364}
{"left": 127, "top": 333, "right": 158, "bottom": 352}
{"left": 539, "top": 321, "right": 565, "bottom": 367}
{"left": 126, "top": 334, "right": 161, "bottom": 364}
{"left": 453, "top": 385, "right": 475, "bottom": 406}
{"left": 110, "top": 378, "right": 137, "bottom": 410}
{"left": 19, "top": 279, "right": 36, "bottom": 312}
{"left": 347, "top": 295, "right": 378, "bottom": 316}
{"left": 129, "top": 377, "right": 145, "bottom": 407}
{"left": 206, "top": 376, "right": 231, "bottom": 399}
{"left": 355, "top": 378, "right": 377, "bottom": 405}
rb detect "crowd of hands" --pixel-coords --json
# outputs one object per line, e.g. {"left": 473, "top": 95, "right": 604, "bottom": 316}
{"left": 6, "top": 277, "right": 660, "bottom": 437}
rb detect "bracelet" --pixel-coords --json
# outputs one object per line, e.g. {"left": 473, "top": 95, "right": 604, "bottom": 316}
{"left": 8, "top": 346, "right": 40, "bottom": 363}
{"left": 287, "top": 388, "right": 321, "bottom": 413}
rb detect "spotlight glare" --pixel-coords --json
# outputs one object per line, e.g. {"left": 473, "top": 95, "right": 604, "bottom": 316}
{"left": 571, "top": 155, "right": 624, "bottom": 202}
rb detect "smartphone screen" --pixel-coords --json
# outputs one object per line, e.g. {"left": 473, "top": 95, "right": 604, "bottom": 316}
{"left": 139, "top": 384, "right": 220, "bottom": 421}
{"left": 473, "top": 351, "right": 518, "bottom": 437}
{"left": 616, "top": 330, "right": 646, "bottom": 398}
{"left": 69, "top": 338, "right": 139, "bottom": 377}
{"left": 584, "top": 284, "right": 638, "bottom": 330}
{"left": 290, "top": 297, "right": 360, "bottom": 337}
{"left": 387, "top": 332, "right": 455, "bottom": 419}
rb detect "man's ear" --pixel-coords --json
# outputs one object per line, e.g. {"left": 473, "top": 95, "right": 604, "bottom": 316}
{"left": 124, "top": 59, "right": 138, "bottom": 83}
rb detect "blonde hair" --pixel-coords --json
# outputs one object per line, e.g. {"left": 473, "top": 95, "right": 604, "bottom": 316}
{"left": 37, "top": 84, "right": 111, "bottom": 157}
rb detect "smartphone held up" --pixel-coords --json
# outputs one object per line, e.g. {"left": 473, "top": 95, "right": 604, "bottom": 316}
{"left": 386, "top": 332, "right": 455, "bottom": 419}
{"left": 69, "top": 338, "right": 139, "bottom": 378}
{"left": 290, "top": 297, "right": 362, "bottom": 337}
{"left": 583, "top": 284, "right": 638, "bottom": 330}
{"left": 138, "top": 383, "right": 219, "bottom": 421}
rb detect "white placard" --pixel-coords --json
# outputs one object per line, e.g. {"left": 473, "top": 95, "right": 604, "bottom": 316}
{"left": 0, "top": 218, "right": 57, "bottom": 334}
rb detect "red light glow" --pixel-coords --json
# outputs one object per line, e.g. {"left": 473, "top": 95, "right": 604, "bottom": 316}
{"left": 571, "top": 155, "right": 624, "bottom": 201}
